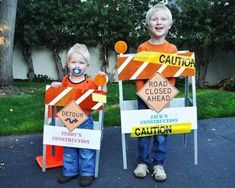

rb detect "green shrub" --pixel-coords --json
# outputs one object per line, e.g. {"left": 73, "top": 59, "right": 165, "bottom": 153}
{"left": 32, "top": 74, "right": 53, "bottom": 83}
{"left": 218, "top": 78, "right": 235, "bottom": 91}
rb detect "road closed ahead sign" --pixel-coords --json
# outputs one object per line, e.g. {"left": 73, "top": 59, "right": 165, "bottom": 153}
{"left": 57, "top": 100, "right": 88, "bottom": 132}
{"left": 137, "top": 73, "right": 179, "bottom": 113}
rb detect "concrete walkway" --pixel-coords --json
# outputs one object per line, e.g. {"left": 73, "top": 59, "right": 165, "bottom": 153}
{"left": 1, "top": 117, "right": 235, "bottom": 188}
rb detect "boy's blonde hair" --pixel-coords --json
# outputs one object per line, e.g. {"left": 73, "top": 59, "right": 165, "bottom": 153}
{"left": 145, "top": 4, "right": 172, "bottom": 25}
{"left": 67, "top": 43, "right": 90, "bottom": 63}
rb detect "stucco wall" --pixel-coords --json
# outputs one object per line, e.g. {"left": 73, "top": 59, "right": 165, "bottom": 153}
{"left": 12, "top": 47, "right": 235, "bottom": 85}
{"left": 205, "top": 50, "right": 235, "bottom": 85}
{"left": 13, "top": 47, "right": 117, "bottom": 81}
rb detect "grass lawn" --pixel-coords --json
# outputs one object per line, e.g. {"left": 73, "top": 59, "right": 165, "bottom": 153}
{"left": 0, "top": 81, "right": 235, "bottom": 136}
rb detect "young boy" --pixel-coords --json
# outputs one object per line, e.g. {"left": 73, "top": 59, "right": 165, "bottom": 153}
{"left": 52, "top": 43, "right": 106, "bottom": 187}
{"left": 133, "top": 4, "right": 177, "bottom": 181}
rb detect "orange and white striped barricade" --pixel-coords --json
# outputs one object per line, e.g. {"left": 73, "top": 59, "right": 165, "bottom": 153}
{"left": 115, "top": 41, "right": 198, "bottom": 169}
{"left": 117, "top": 51, "right": 195, "bottom": 80}
{"left": 36, "top": 86, "right": 106, "bottom": 177}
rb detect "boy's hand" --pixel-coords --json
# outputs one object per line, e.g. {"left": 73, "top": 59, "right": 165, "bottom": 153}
{"left": 94, "top": 71, "right": 109, "bottom": 89}
{"left": 51, "top": 82, "right": 62, "bottom": 88}
{"left": 97, "top": 71, "right": 108, "bottom": 77}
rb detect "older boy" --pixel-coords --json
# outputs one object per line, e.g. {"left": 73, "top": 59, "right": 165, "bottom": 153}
{"left": 133, "top": 4, "right": 177, "bottom": 182}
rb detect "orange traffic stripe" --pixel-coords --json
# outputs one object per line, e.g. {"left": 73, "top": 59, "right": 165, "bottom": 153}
{"left": 45, "top": 86, "right": 106, "bottom": 110}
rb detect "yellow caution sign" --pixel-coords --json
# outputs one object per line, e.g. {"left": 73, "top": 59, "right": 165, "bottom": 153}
{"left": 130, "top": 122, "right": 192, "bottom": 137}
{"left": 133, "top": 51, "right": 195, "bottom": 69}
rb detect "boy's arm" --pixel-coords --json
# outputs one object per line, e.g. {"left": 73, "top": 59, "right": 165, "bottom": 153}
{"left": 51, "top": 81, "right": 62, "bottom": 88}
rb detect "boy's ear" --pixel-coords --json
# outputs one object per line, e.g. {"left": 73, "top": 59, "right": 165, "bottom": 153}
{"left": 168, "top": 21, "right": 173, "bottom": 29}
{"left": 145, "top": 22, "right": 149, "bottom": 29}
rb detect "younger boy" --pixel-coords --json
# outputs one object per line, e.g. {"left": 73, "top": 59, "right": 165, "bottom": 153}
{"left": 52, "top": 43, "right": 106, "bottom": 187}
{"left": 133, "top": 4, "right": 177, "bottom": 181}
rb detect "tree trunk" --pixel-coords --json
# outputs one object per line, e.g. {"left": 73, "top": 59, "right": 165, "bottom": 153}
{"left": 52, "top": 48, "right": 64, "bottom": 81}
{"left": 0, "top": 0, "right": 18, "bottom": 86}
{"left": 22, "top": 45, "right": 35, "bottom": 81}
{"left": 196, "top": 49, "right": 214, "bottom": 88}
{"left": 101, "top": 45, "right": 110, "bottom": 76}
{"left": 198, "top": 62, "right": 209, "bottom": 88}
{"left": 109, "top": 65, "right": 118, "bottom": 83}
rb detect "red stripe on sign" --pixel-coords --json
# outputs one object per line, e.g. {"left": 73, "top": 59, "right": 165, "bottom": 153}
{"left": 45, "top": 87, "right": 66, "bottom": 104}
{"left": 161, "top": 66, "right": 180, "bottom": 78}
{"left": 55, "top": 88, "right": 78, "bottom": 106}
{"left": 136, "top": 63, "right": 162, "bottom": 80}
{"left": 181, "top": 68, "right": 196, "bottom": 77}
{"left": 118, "top": 60, "right": 143, "bottom": 80}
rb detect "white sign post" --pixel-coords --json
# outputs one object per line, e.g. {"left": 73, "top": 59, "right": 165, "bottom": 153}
{"left": 118, "top": 55, "right": 198, "bottom": 169}
{"left": 36, "top": 86, "right": 105, "bottom": 178}
{"left": 119, "top": 76, "right": 198, "bottom": 169}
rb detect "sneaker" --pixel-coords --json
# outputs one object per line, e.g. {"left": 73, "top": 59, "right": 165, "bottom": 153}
{"left": 57, "top": 174, "right": 78, "bottom": 184}
{"left": 152, "top": 165, "right": 167, "bottom": 181}
{"left": 79, "top": 176, "right": 94, "bottom": 187}
{"left": 133, "top": 164, "right": 149, "bottom": 178}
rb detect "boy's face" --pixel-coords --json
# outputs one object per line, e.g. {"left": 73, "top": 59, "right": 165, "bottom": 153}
{"left": 67, "top": 52, "right": 88, "bottom": 77}
{"left": 146, "top": 9, "right": 172, "bottom": 40}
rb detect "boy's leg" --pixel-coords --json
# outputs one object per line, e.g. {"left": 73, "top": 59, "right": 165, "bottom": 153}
{"left": 79, "top": 148, "right": 96, "bottom": 176}
{"left": 79, "top": 148, "right": 96, "bottom": 185}
{"left": 137, "top": 96, "right": 151, "bottom": 165}
{"left": 151, "top": 135, "right": 167, "bottom": 181}
{"left": 133, "top": 137, "right": 151, "bottom": 178}
{"left": 137, "top": 137, "right": 152, "bottom": 165}
{"left": 57, "top": 147, "right": 79, "bottom": 183}
{"left": 152, "top": 135, "right": 167, "bottom": 165}
{"left": 133, "top": 96, "right": 151, "bottom": 178}
{"left": 63, "top": 147, "right": 79, "bottom": 176}
{"left": 60, "top": 114, "right": 93, "bottom": 179}
{"left": 78, "top": 114, "right": 95, "bottom": 186}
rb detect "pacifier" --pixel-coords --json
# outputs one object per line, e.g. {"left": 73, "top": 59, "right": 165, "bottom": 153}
{"left": 72, "top": 67, "right": 82, "bottom": 75}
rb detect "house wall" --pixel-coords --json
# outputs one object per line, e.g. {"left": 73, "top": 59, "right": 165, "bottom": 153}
{"left": 205, "top": 50, "right": 235, "bottom": 85}
{"left": 12, "top": 47, "right": 235, "bottom": 85}
{"left": 13, "top": 47, "right": 117, "bottom": 81}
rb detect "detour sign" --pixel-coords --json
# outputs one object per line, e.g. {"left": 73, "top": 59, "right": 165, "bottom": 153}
{"left": 57, "top": 101, "right": 88, "bottom": 132}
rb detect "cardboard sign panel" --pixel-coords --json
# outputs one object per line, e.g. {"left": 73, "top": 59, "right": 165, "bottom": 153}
{"left": 137, "top": 73, "right": 179, "bottom": 113}
{"left": 57, "top": 101, "right": 88, "bottom": 132}
{"left": 43, "top": 125, "right": 101, "bottom": 150}
{"left": 120, "top": 106, "right": 197, "bottom": 134}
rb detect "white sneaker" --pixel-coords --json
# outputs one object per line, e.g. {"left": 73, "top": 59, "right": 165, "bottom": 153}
{"left": 152, "top": 165, "right": 167, "bottom": 181}
{"left": 133, "top": 164, "right": 149, "bottom": 178}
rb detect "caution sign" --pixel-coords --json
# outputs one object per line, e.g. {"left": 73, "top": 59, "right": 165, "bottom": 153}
{"left": 130, "top": 122, "right": 192, "bottom": 137}
{"left": 137, "top": 73, "right": 179, "bottom": 113}
{"left": 117, "top": 51, "right": 195, "bottom": 81}
{"left": 134, "top": 51, "right": 195, "bottom": 68}
{"left": 57, "top": 101, "right": 88, "bottom": 132}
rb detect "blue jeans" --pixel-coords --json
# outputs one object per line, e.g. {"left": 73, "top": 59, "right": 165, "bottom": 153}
{"left": 63, "top": 115, "right": 96, "bottom": 176}
{"left": 137, "top": 96, "right": 167, "bottom": 166}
